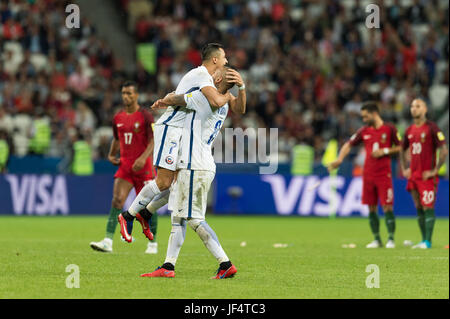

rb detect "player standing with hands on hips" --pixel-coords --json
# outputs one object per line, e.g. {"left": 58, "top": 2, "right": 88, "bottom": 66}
{"left": 400, "top": 98, "right": 448, "bottom": 249}
{"left": 328, "top": 102, "right": 401, "bottom": 248}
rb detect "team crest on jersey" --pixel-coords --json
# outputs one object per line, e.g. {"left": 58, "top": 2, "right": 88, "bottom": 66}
{"left": 421, "top": 132, "right": 426, "bottom": 143}
{"left": 381, "top": 133, "right": 387, "bottom": 143}
{"left": 165, "top": 156, "right": 174, "bottom": 165}
{"left": 134, "top": 122, "right": 140, "bottom": 133}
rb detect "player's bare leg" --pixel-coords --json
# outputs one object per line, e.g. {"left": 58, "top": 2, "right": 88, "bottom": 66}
{"left": 366, "top": 205, "right": 382, "bottom": 248}
{"left": 382, "top": 204, "right": 396, "bottom": 248}
{"left": 90, "top": 178, "right": 133, "bottom": 252}
{"left": 119, "top": 168, "right": 175, "bottom": 241}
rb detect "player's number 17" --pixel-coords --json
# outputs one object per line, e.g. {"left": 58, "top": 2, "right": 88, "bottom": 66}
{"left": 124, "top": 132, "right": 133, "bottom": 145}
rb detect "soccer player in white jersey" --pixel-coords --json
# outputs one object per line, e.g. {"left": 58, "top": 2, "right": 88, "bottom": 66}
{"left": 140, "top": 66, "right": 246, "bottom": 279}
{"left": 117, "top": 44, "right": 233, "bottom": 242}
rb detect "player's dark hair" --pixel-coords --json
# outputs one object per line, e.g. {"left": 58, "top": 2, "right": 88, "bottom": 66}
{"left": 121, "top": 81, "right": 139, "bottom": 92}
{"left": 201, "top": 43, "right": 224, "bottom": 61}
{"left": 361, "top": 101, "right": 379, "bottom": 114}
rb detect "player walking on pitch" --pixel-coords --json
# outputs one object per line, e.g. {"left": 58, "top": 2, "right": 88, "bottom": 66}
{"left": 400, "top": 98, "right": 448, "bottom": 249}
{"left": 141, "top": 66, "right": 246, "bottom": 279}
{"left": 328, "top": 102, "right": 401, "bottom": 248}
{"left": 90, "top": 81, "right": 158, "bottom": 254}
{"left": 117, "top": 43, "right": 232, "bottom": 242}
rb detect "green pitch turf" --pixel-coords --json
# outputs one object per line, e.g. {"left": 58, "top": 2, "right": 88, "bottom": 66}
{"left": 0, "top": 215, "right": 448, "bottom": 299}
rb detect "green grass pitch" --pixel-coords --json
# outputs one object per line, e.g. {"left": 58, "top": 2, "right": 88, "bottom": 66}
{"left": 0, "top": 215, "right": 448, "bottom": 299}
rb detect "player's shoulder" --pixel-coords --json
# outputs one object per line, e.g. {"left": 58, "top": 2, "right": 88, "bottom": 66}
{"left": 138, "top": 107, "right": 154, "bottom": 122}
{"left": 383, "top": 122, "right": 397, "bottom": 130}
{"left": 113, "top": 109, "right": 125, "bottom": 122}
{"left": 425, "top": 120, "right": 441, "bottom": 131}
{"left": 357, "top": 125, "right": 369, "bottom": 134}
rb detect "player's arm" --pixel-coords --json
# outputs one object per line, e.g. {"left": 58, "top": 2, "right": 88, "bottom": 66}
{"left": 423, "top": 127, "right": 448, "bottom": 180}
{"left": 150, "top": 92, "right": 186, "bottom": 110}
{"left": 109, "top": 119, "right": 121, "bottom": 165}
{"left": 434, "top": 144, "right": 448, "bottom": 173}
{"left": 372, "top": 125, "right": 402, "bottom": 158}
{"left": 227, "top": 69, "right": 246, "bottom": 114}
{"left": 201, "top": 86, "right": 232, "bottom": 108}
{"left": 327, "top": 141, "right": 352, "bottom": 172}
{"left": 108, "top": 138, "right": 120, "bottom": 166}
{"left": 132, "top": 139, "right": 153, "bottom": 172}
{"left": 371, "top": 144, "right": 401, "bottom": 158}
{"left": 399, "top": 128, "right": 411, "bottom": 178}
{"left": 132, "top": 111, "right": 155, "bottom": 172}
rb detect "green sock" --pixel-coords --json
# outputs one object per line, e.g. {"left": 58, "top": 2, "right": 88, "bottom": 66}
{"left": 369, "top": 212, "right": 381, "bottom": 242}
{"left": 424, "top": 209, "right": 436, "bottom": 243}
{"left": 149, "top": 212, "right": 158, "bottom": 242}
{"left": 417, "top": 208, "right": 426, "bottom": 241}
{"left": 105, "top": 207, "right": 122, "bottom": 239}
{"left": 384, "top": 211, "right": 396, "bottom": 240}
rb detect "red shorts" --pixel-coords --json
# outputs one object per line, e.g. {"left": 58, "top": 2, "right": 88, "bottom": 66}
{"left": 114, "top": 159, "right": 156, "bottom": 194}
{"left": 362, "top": 176, "right": 394, "bottom": 206}
{"left": 406, "top": 177, "right": 438, "bottom": 208}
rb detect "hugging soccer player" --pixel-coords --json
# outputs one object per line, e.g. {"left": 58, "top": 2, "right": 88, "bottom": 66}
{"left": 328, "top": 101, "right": 401, "bottom": 248}
{"left": 400, "top": 99, "right": 448, "bottom": 249}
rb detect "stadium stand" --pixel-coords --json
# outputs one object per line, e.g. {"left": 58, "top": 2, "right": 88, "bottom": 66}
{"left": 0, "top": 0, "right": 448, "bottom": 175}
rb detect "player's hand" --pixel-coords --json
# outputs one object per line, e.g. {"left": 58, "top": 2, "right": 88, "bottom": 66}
{"left": 402, "top": 168, "right": 411, "bottom": 179}
{"left": 132, "top": 157, "right": 146, "bottom": 172}
{"left": 108, "top": 155, "right": 120, "bottom": 166}
{"left": 371, "top": 149, "right": 385, "bottom": 158}
{"left": 422, "top": 169, "right": 437, "bottom": 180}
{"left": 327, "top": 160, "right": 341, "bottom": 173}
{"left": 151, "top": 99, "right": 169, "bottom": 110}
{"left": 226, "top": 69, "right": 244, "bottom": 88}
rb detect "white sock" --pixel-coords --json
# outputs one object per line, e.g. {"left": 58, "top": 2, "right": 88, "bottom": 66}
{"left": 164, "top": 216, "right": 186, "bottom": 266}
{"left": 146, "top": 189, "right": 170, "bottom": 214}
{"left": 188, "top": 219, "right": 229, "bottom": 264}
{"left": 128, "top": 180, "right": 161, "bottom": 216}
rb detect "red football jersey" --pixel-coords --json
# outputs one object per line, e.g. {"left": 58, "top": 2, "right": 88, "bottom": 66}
{"left": 113, "top": 107, "right": 154, "bottom": 164}
{"left": 402, "top": 120, "right": 446, "bottom": 179}
{"left": 349, "top": 123, "right": 401, "bottom": 178}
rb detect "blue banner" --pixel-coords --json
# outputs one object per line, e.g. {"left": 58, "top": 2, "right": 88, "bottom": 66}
{"left": 213, "top": 174, "right": 449, "bottom": 217}
{"left": 0, "top": 174, "right": 169, "bottom": 215}
{"left": 0, "top": 174, "right": 448, "bottom": 217}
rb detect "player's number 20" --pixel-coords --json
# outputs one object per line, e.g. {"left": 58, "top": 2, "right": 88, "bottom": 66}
{"left": 124, "top": 132, "right": 133, "bottom": 145}
{"left": 412, "top": 142, "right": 422, "bottom": 155}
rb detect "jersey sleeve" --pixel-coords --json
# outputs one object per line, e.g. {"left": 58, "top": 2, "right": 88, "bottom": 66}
{"left": 141, "top": 109, "right": 154, "bottom": 140}
{"left": 184, "top": 90, "right": 210, "bottom": 112}
{"left": 402, "top": 126, "right": 411, "bottom": 150}
{"left": 429, "top": 121, "right": 446, "bottom": 148}
{"left": 197, "top": 71, "right": 215, "bottom": 90}
{"left": 348, "top": 127, "right": 364, "bottom": 146}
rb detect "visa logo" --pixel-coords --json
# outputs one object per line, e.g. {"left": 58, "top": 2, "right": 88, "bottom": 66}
{"left": 4, "top": 175, "right": 69, "bottom": 215}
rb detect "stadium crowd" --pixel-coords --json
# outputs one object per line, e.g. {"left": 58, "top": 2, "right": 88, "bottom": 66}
{"left": 0, "top": 0, "right": 449, "bottom": 171}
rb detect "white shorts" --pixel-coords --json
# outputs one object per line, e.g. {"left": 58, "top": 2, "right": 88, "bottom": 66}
{"left": 168, "top": 169, "right": 215, "bottom": 219}
{"left": 153, "top": 124, "right": 182, "bottom": 171}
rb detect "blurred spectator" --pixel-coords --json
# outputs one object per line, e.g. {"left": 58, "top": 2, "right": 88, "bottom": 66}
{"left": 0, "top": 0, "right": 448, "bottom": 170}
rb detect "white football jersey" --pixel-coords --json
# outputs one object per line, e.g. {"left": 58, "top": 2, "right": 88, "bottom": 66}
{"left": 156, "top": 65, "right": 215, "bottom": 127}
{"left": 177, "top": 90, "right": 228, "bottom": 173}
